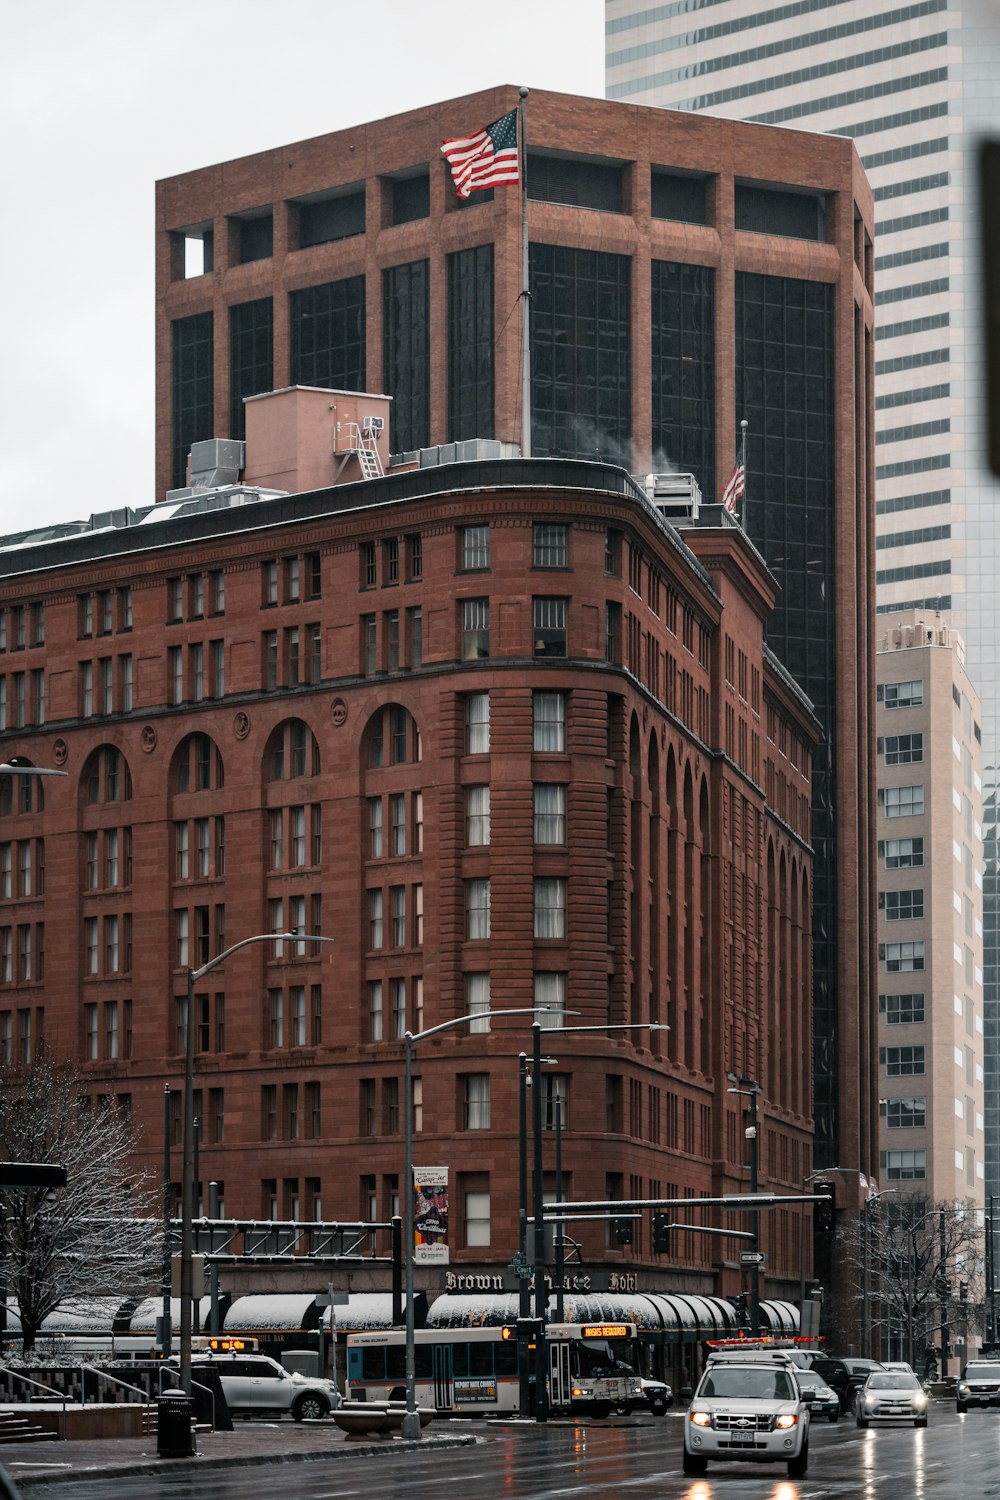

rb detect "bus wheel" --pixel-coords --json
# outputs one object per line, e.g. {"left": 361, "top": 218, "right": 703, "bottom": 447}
{"left": 591, "top": 1402, "right": 613, "bottom": 1419}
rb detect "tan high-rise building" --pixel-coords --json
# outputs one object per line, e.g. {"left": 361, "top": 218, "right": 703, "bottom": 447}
{"left": 876, "top": 612, "right": 984, "bottom": 1204}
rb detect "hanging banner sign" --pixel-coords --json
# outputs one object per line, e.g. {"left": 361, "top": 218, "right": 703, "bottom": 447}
{"left": 414, "top": 1165, "right": 449, "bottom": 1264}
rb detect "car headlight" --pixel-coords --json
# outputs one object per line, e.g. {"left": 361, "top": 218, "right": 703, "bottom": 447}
{"left": 912, "top": 1392, "right": 928, "bottom": 1408}
{"left": 775, "top": 1413, "right": 798, "bottom": 1429}
{"left": 958, "top": 1384, "right": 970, "bottom": 1394}
{"left": 690, "top": 1410, "right": 713, "bottom": 1426}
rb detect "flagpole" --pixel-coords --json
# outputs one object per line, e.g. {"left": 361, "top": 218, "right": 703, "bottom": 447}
{"left": 519, "top": 87, "right": 531, "bottom": 459}
{"left": 739, "top": 418, "right": 748, "bottom": 525}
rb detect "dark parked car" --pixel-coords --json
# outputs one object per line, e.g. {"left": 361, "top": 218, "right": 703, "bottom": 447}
{"left": 809, "top": 1357, "right": 886, "bottom": 1414}
{"left": 795, "top": 1371, "right": 841, "bottom": 1423}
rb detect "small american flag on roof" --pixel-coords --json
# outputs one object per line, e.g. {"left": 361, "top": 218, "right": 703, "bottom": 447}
{"left": 721, "top": 462, "right": 745, "bottom": 513}
{"left": 441, "top": 109, "right": 520, "bottom": 199}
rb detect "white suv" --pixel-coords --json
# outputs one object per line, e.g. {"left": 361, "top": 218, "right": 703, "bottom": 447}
{"left": 683, "top": 1351, "right": 810, "bottom": 1478}
{"left": 189, "top": 1353, "right": 341, "bottom": 1421}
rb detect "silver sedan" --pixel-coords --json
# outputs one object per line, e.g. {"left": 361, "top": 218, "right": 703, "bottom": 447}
{"left": 855, "top": 1370, "right": 929, "bottom": 1428}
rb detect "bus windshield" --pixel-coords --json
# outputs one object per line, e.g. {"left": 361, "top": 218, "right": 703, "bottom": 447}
{"left": 574, "top": 1337, "right": 639, "bottom": 1378}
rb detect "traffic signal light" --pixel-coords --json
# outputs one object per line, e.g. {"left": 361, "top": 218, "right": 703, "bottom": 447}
{"left": 960, "top": 1279, "right": 970, "bottom": 1303}
{"left": 813, "top": 1184, "right": 835, "bottom": 1232}
{"left": 652, "top": 1213, "right": 670, "bottom": 1255}
{"left": 613, "top": 1217, "right": 633, "bottom": 1246}
{"left": 733, "top": 1293, "right": 749, "bottom": 1327}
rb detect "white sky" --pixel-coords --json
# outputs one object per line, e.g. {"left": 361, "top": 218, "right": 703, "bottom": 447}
{"left": 0, "top": 0, "right": 605, "bottom": 534}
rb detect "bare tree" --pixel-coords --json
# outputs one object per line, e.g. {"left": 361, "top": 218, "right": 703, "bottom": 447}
{"left": 0, "top": 1057, "right": 160, "bottom": 1352}
{"left": 836, "top": 1195, "right": 983, "bottom": 1371}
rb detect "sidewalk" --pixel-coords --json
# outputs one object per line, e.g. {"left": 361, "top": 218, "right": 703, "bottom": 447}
{"left": 2, "top": 1420, "right": 479, "bottom": 1488}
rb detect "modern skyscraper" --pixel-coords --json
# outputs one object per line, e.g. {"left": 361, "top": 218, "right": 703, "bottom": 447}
{"left": 607, "top": 0, "right": 1000, "bottom": 1201}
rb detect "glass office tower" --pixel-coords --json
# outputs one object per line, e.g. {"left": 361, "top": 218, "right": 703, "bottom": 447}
{"left": 608, "top": 0, "right": 1000, "bottom": 1204}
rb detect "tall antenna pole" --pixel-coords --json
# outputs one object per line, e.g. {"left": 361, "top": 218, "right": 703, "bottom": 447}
{"left": 740, "top": 418, "right": 748, "bottom": 525}
{"left": 519, "top": 87, "right": 531, "bottom": 459}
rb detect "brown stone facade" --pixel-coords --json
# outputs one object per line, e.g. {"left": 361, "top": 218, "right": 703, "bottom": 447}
{"left": 0, "top": 461, "right": 817, "bottom": 1299}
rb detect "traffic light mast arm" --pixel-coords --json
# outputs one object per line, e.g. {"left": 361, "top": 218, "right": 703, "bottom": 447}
{"left": 662, "top": 1224, "right": 755, "bottom": 1240}
{"left": 543, "top": 1193, "right": 825, "bottom": 1215}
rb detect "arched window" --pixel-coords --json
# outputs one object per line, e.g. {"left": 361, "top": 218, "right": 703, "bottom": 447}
{"left": 172, "top": 732, "right": 224, "bottom": 793}
{"left": 265, "top": 719, "right": 320, "bottom": 782}
{"left": 82, "top": 746, "right": 133, "bottom": 806}
{"left": 364, "top": 705, "right": 421, "bottom": 769}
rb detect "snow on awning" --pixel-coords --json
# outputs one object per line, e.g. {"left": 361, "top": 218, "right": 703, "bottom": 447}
{"left": 225, "top": 1294, "right": 320, "bottom": 1331}
{"left": 426, "top": 1290, "right": 737, "bottom": 1338}
{"left": 40, "top": 1298, "right": 128, "bottom": 1333}
{"left": 760, "top": 1299, "right": 799, "bottom": 1333}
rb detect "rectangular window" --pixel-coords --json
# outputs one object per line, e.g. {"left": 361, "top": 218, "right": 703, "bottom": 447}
{"left": 466, "top": 693, "right": 490, "bottom": 754}
{"left": 388, "top": 794, "right": 406, "bottom": 857}
{"left": 533, "top": 691, "right": 566, "bottom": 752}
{"left": 882, "top": 679, "right": 924, "bottom": 710}
{"left": 289, "top": 986, "right": 306, "bottom": 1046}
{"left": 390, "top": 885, "right": 406, "bottom": 947}
{"left": 464, "top": 1188, "right": 491, "bottom": 1247}
{"left": 368, "top": 798, "right": 384, "bottom": 858}
{"left": 386, "top": 611, "right": 400, "bottom": 672}
{"left": 880, "top": 837, "right": 924, "bottom": 869}
{"left": 882, "top": 785, "right": 925, "bottom": 818}
{"left": 883, "top": 733, "right": 923, "bottom": 765}
{"left": 408, "top": 607, "right": 423, "bottom": 669}
{"left": 211, "top": 640, "right": 225, "bottom": 697}
{"left": 534, "top": 877, "right": 567, "bottom": 939}
{"left": 533, "top": 597, "right": 567, "bottom": 657}
{"left": 168, "top": 646, "right": 183, "bottom": 705}
{"left": 463, "top": 1074, "right": 491, "bottom": 1130}
{"left": 368, "top": 980, "right": 383, "bottom": 1042}
{"left": 884, "top": 1097, "right": 926, "bottom": 1129}
{"left": 541, "top": 1073, "right": 568, "bottom": 1130}
{"left": 466, "top": 879, "right": 490, "bottom": 940}
{"left": 362, "top": 615, "right": 377, "bottom": 676}
{"left": 465, "top": 972, "right": 491, "bottom": 1034}
{"left": 533, "top": 523, "right": 567, "bottom": 568}
{"left": 882, "top": 941, "right": 925, "bottom": 972}
{"left": 290, "top": 806, "right": 306, "bottom": 867}
{"left": 462, "top": 526, "right": 490, "bottom": 570}
{"left": 388, "top": 977, "right": 406, "bottom": 1040}
{"left": 534, "top": 783, "right": 567, "bottom": 844}
{"left": 885, "top": 1149, "right": 926, "bottom": 1180}
{"left": 534, "top": 971, "right": 567, "bottom": 1027}
{"left": 880, "top": 1045, "right": 926, "bottom": 1076}
{"left": 368, "top": 889, "right": 383, "bottom": 949}
{"left": 465, "top": 785, "right": 490, "bottom": 846}
{"left": 85, "top": 1003, "right": 98, "bottom": 1061}
{"left": 883, "top": 888, "right": 924, "bottom": 921}
{"left": 462, "top": 598, "right": 490, "bottom": 660}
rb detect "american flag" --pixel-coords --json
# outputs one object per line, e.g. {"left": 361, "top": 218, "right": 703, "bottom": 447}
{"left": 721, "top": 462, "right": 745, "bottom": 512}
{"left": 441, "top": 109, "right": 520, "bottom": 199}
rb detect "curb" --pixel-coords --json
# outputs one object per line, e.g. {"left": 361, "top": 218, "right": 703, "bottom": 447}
{"left": 12, "top": 1433, "right": 480, "bottom": 1487}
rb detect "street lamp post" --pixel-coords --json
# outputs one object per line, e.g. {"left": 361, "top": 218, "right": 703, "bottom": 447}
{"left": 178, "top": 931, "right": 335, "bottom": 1405}
{"left": 402, "top": 1007, "right": 539, "bottom": 1442}
{"left": 728, "top": 1076, "right": 761, "bottom": 1335}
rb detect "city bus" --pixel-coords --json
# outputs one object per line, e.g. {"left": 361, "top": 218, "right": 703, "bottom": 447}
{"left": 346, "top": 1321, "right": 642, "bottom": 1417}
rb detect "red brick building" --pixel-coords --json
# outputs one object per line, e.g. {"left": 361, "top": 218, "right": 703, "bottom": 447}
{"left": 156, "top": 86, "right": 879, "bottom": 1214}
{"left": 0, "top": 84, "right": 878, "bottom": 1309}
{"left": 0, "top": 431, "right": 818, "bottom": 1301}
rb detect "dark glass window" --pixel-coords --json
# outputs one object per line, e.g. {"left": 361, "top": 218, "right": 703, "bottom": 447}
{"left": 383, "top": 260, "right": 429, "bottom": 454}
{"left": 235, "top": 214, "right": 273, "bottom": 264}
{"left": 297, "top": 190, "right": 366, "bottom": 247}
{"left": 448, "top": 245, "right": 495, "bottom": 442}
{"left": 651, "top": 170, "right": 708, "bottom": 225}
{"left": 391, "top": 173, "right": 429, "bottom": 225}
{"left": 651, "top": 261, "right": 715, "bottom": 503}
{"left": 171, "top": 313, "right": 214, "bottom": 490}
{"left": 736, "top": 270, "right": 835, "bottom": 1139}
{"left": 528, "top": 153, "right": 624, "bottom": 213}
{"left": 290, "top": 277, "right": 366, "bottom": 392}
{"left": 229, "top": 299, "right": 274, "bottom": 440}
{"left": 735, "top": 185, "right": 826, "bottom": 241}
{"left": 530, "top": 244, "right": 631, "bottom": 465}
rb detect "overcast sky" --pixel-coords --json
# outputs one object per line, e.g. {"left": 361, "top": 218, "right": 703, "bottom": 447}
{"left": 0, "top": 0, "right": 604, "bottom": 533}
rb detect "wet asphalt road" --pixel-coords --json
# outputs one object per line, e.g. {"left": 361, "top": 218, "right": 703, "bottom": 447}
{"left": 16, "top": 1403, "right": 1000, "bottom": 1499}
